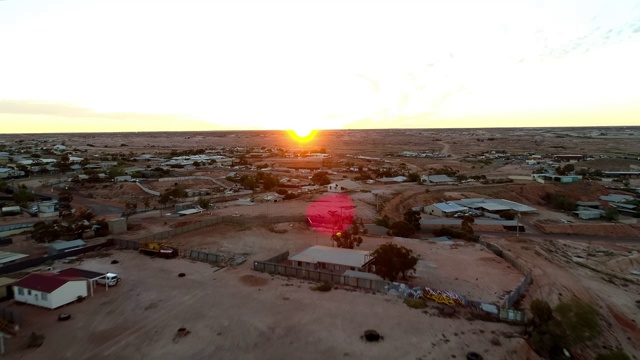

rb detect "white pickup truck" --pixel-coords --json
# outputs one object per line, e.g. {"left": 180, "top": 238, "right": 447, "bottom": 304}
{"left": 97, "top": 273, "right": 121, "bottom": 286}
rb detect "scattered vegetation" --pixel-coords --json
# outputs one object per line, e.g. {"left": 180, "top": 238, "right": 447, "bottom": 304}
{"left": 528, "top": 297, "right": 602, "bottom": 358}
{"left": 596, "top": 350, "right": 631, "bottom": 360}
{"left": 311, "top": 282, "right": 332, "bottom": 292}
{"left": 544, "top": 192, "right": 577, "bottom": 212}
{"left": 404, "top": 298, "right": 427, "bottom": 309}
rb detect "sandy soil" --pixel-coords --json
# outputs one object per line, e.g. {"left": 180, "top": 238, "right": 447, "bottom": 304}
{"left": 4, "top": 251, "right": 531, "bottom": 360}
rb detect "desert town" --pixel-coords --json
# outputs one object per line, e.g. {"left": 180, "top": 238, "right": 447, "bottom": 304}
{"left": 0, "top": 127, "right": 639, "bottom": 359}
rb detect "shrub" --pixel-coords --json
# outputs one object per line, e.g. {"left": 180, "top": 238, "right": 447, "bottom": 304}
{"left": 596, "top": 350, "right": 631, "bottom": 360}
{"left": 312, "top": 282, "right": 332, "bottom": 292}
{"left": 404, "top": 298, "right": 427, "bottom": 309}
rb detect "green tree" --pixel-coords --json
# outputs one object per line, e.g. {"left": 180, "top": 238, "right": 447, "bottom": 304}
{"left": 13, "top": 184, "right": 34, "bottom": 207}
{"left": 390, "top": 220, "right": 416, "bottom": 238}
{"left": 311, "top": 171, "right": 331, "bottom": 186}
{"left": 108, "top": 167, "right": 126, "bottom": 178}
{"left": 240, "top": 175, "right": 258, "bottom": 190}
{"left": 31, "top": 221, "right": 62, "bottom": 243}
{"left": 603, "top": 208, "right": 619, "bottom": 222}
{"left": 461, "top": 215, "right": 475, "bottom": 234}
{"left": 123, "top": 201, "right": 137, "bottom": 219}
{"left": 57, "top": 190, "right": 74, "bottom": 219}
{"left": 371, "top": 242, "right": 419, "bottom": 281}
{"left": 375, "top": 215, "right": 392, "bottom": 229}
{"left": 197, "top": 196, "right": 211, "bottom": 209}
{"left": 403, "top": 209, "right": 421, "bottom": 231}
{"left": 407, "top": 172, "right": 420, "bottom": 183}
{"left": 554, "top": 297, "right": 601, "bottom": 346}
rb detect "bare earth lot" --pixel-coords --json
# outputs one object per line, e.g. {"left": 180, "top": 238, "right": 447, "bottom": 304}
{"left": 5, "top": 251, "right": 530, "bottom": 360}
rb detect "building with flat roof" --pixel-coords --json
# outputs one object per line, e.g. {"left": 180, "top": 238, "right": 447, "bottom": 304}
{"left": 289, "top": 245, "right": 374, "bottom": 273}
{"left": 47, "top": 239, "right": 86, "bottom": 256}
{"left": 421, "top": 174, "right": 456, "bottom": 185}
{"left": 423, "top": 202, "right": 468, "bottom": 217}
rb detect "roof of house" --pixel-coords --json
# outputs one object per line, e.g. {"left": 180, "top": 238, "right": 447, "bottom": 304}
{"left": 600, "top": 194, "right": 634, "bottom": 203}
{"left": 425, "top": 174, "right": 456, "bottom": 183}
{"left": 57, "top": 268, "right": 106, "bottom": 280}
{"left": 420, "top": 219, "right": 519, "bottom": 226}
{"left": 289, "top": 245, "right": 372, "bottom": 268}
{"left": 48, "top": 239, "right": 86, "bottom": 251}
{"left": 576, "top": 201, "right": 602, "bottom": 207}
{"left": 451, "top": 198, "right": 537, "bottom": 213}
{"left": 13, "top": 272, "right": 85, "bottom": 293}
{"left": 428, "top": 202, "right": 468, "bottom": 213}
{"left": 0, "top": 251, "right": 29, "bottom": 264}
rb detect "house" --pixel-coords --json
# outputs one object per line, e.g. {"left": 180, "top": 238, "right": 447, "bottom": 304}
{"left": 12, "top": 272, "right": 88, "bottom": 309}
{"left": 113, "top": 175, "right": 133, "bottom": 182}
{"left": 532, "top": 174, "right": 581, "bottom": 183}
{"left": 0, "top": 168, "right": 25, "bottom": 179}
{"left": 553, "top": 155, "right": 584, "bottom": 162}
{"left": 327, "top": 180, "right": 361, "bottom": 193}
{"left": 263, "top": 193, "right": 284, "bottom": 203}
{"left": 421, "top": 174, "right": 456, "bottom": 185}
{"left": 47, "top": 239, "right": 86, "bottom": 256}
{"left": 53, "top": 144, "right": 67, "bottom": 152}
{"left": 423, "top": 202, "right": 468, "bottom": 217}
{"left": 576, "top": 201, "right": 603, "bottom": 210}
{"left": 289, "top": 245, "right": 374, "bottom": 273}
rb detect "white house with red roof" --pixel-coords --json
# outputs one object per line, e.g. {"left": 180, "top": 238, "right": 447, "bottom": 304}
{"left": 12, "top": 272, "right": 88, "bottom": 309}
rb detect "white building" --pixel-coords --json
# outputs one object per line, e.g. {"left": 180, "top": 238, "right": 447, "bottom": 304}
{"left": 13, "top": 272, "right": 88, "bottom": 309}
{"left": 289, "top": 245, "right": 374, "bottom": 273}
{"left": 327, "top": 180, "right": 361, "bottom": 193}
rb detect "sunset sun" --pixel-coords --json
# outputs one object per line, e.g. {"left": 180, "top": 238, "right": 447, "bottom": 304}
{"left": 288, "top": 128, "right": 318, "bottom": 143}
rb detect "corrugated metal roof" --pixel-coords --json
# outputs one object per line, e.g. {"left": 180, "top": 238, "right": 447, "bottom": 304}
{"left": 431, "top": 202, "right": 468, "bottom": 213}
{"left": 0, "top": 251, "right": 28, "bottom": 264}
{"left": 13, "top": 272, "right": 85, "bottom": 293}
{"left": 48, "top": 239, "right": 86, "bottom": 251}
{"left": 58, "top": 268, "right": 106, "bottom": 280}
{"left": 426, "top": 175, "right": 456, "bottom": 183}
{"left": 289, "top": 245, "right": 371, "bottom": 268}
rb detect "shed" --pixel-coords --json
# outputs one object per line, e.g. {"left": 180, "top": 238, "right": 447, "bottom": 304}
{"left": 423, "top": 202, "right": 468, "bottom": 217}
{"left": 0, "top": 251, "right": 28, "bottom": 265}
{"left": 327, "top": 180, "right": 361, "bottom": 193}
{"left": 422, "top": 174, "right": 456, "bottom": 184}
{"left": 108, "top": 217, "right": 127, "bottom": 234}
{"left": 12, "top": 272, "right": 88, "bottom": 309}
{"left": 289, "top": 245, "right": 374, "bottom": 273}
{"left": 47, "top": 239, "right": 86, "bottom": 256}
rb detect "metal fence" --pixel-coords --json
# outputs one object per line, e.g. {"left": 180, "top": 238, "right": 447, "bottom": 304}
{"left": 252, "top": 260, "right": 389, "bottom": 292}
{"left": 113, "top": 238, "right": 140, "bottom": 250}
{"left": 477, "top": 237, "right": 532, "bottom": 310}
{"left": 0, "top": 238, "right": 114, "bottom": 275}
{"left": 189, "top": 249, "right": 222, "bottom": 264}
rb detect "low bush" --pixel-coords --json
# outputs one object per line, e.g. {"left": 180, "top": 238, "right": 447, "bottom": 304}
{"left": 312, "top": 282, "right": 332, "bottom": 292}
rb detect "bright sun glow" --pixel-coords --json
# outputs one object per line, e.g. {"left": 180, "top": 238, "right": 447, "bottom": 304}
{"left": 287, "top": 128, "right": 318, "bottom": 143}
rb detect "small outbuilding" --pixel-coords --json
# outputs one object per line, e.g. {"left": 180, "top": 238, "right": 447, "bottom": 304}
{"left": 289, "top": 245, "right": 374, "bottom": 273}
{"left": 47, "top": 239, "right": 86, "bottom": 256}
{"left": 423, "top": 202, "right": 468, "bottom": 217}
{"left": 12, "top": 272, "right": 88, "bottom": 309}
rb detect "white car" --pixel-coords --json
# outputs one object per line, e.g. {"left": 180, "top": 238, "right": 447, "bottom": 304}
{"left": 97, "top": 273, "right": 120, "bottom": 286}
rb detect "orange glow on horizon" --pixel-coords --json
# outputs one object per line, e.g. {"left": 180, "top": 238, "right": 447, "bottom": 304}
{"left": 287, "top": 129, "right": 318, "bottom": 143}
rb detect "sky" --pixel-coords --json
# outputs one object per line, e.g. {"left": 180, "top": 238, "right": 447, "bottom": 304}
{"left": 1, "top": 0, "right": 640, "bottom": 133}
